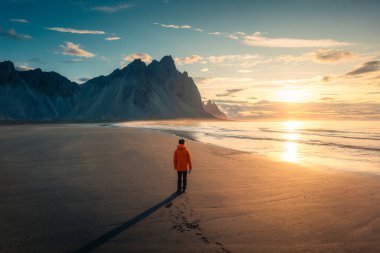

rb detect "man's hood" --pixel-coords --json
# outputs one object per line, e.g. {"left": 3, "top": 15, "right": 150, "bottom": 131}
{"left": 177, "top": 144, "right": 187, "bottom": 150}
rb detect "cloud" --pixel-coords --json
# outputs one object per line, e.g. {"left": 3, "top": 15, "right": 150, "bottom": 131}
{"left": 154, "top": 23, "right": 205, "bottom": 33}
{"left": 0, "top": 28, "right": 31, "bottom": 40}
{"left": 123, "top": 53, "right": 152, "bottom": 63}
{"left": 100, "top": 56, "right": 111, "bottom": 62}
{"left": 10, "top": 18, "right": 29, "bottom": 23}
{"left": 227, "top": 34, "right": 239, "bottom": 40}
{"left": 277, "top": 49, "right": 356, "bottom": 64}
{"left": 322, "top": 76, "right": 333, "bottom": 82}
{"left": 200, "top": 67, "right": 209, "bottom": 72}
{"left": 91, "top": 3, "right": 131, "bottom": 12}
{"left": 28, "top": 57, "right": 47, "bottom": 64}
{"left": 174, "top": 54, "right": 268, "bottom": 69}
{"left": 218, "top": 100, "right": 380, "bottom": 120}
{"left": 320, "top": 97, "right": 335, "bottom": 101}
{"left": 207, "top": 54, "right": 260, "bottom": 64}
{"left": 243, "top": 32, "right": 351, "bottom": 48}
{"left": 345, "top": 61, "right": 380, "bottom": 76}
{"left": 207, "top": 30, "right": 351, "bottom": 48}
{"left": 105, "top": 36, "right": 121, "bottom": 41}
{"left": 209, "top": 31, "right": 249, "bottom": 41}
{"left": 60, "top": 42, "right": 95, "bottom": 58}
{"left": 238, "top": 69, "right": 253, "bottom": 73}
{"left": 175, "top": 55, "right": 203, "bottom": 65}
{"left": 61, "top": 58, "right": 83, "bottom": 63}
{"left": 78, "top": 77, "right": 90, "bottom": 82}
{"left": 154, "top": 23, "right": 192, "bottom": 29}
{"left": 216, "top": 88, "right": 245, "bottom": 97}
{"left": 313, "top": 49, "right": 355, "bottom": 63}
{"left": 47, "top": 27, "right": 105, "bottom": 34}
{"left": 16, "top": 64, "right": 34, "bottom": 71}
{"left": 208, "top": 32, "right": 224, "bottom": 36}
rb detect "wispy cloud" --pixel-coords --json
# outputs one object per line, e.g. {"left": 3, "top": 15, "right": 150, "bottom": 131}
{"left": 243, "top": 32, "right": 351, "bottom": 48}
{"left": 122, "top": 53, "right": 152, "bottom": 66}
{"left": 91, "top": 3, "right": 131, "bottom": 12}
{"left": 207, "top": 30, "right": 351, "bottom": 48}
{"left": 207, "top": 54, "right": 261, "bottom": 64}
{"left": 78, "top": 77, "right": 90, "bottom": 82}
{"left": 154, "top": 23, "right": 204, "bottom": 33}
{"left": 175, "top": 55, "right": 203, "bottom": 65}
{"left": 238, "top": 69, "right": 253, "bottom": 73}
{"left": 16, "top": 64, "right": 34, "bottom": 71}
{"left": 208, "top": 32, "right": 223, "bottom": 36}
{"left": 10, "top": 18, "right": 30, "bottom": 23}
{"left": 208, "top": 31, "right": 246, "bottom": 38}
{"left": 323, "top": 60, "right": 380, "bottom": 83}
{"left": 60, "top": 42, "right": 95, "bottom": 58}
{"left": 0, "top": 28, "right": 31, "bottom": 40}
{"left": 216, "top": 88, "right": 245, "bottom": 97}
{"left": 175, "top": 54, "right": 265, "bottom": 68}
{"left": 105, "top": 36, "right": 121, "bottom": 41}
{"left": 345, "top": 61, "right": 380, "bottom": 77}
{"left": 227, "top": 34, "right": 239, "bottom": 40}
{"left": 320, "top": 97, "right": 335, "bottom": 101}
{"left": 47, "top": 27, "right": 105, "bottom": 34}
{"left": 154, "top": 23, "right": 192, "bottom": 29}
{"left": 28, "top": 57, "right": 47, "bottom": 64}
{"left": 221, "top": 100, "right": 380, "bottom": 120}
{"left": 200, "top": 67, "right": 209, "bottom": 72}
{"left": 313, "top": 49, "right": 355, "bottom": 63}
{"left": 61, "top": 58, "right": 83, "bottom": 63}
{"left": 277, "top": 49, "right": 356, "bottom": 64}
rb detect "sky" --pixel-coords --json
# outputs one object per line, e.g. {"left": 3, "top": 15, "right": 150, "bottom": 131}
{"left": 1, "top": 0, "right": 380, "bottom": 120}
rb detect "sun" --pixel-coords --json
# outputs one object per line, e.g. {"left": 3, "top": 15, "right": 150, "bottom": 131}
{"left": 283, "top": 121, "right": 302, "bottom": 130}
{"left": 275, "top": 89, "right": 309, "bottom": 103}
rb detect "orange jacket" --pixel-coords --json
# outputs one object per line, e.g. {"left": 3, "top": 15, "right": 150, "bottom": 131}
{"left": 173, "top": 144, "right": 192, "bottom": 171}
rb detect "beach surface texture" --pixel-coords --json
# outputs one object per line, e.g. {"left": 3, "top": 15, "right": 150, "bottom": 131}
{"left": 0, "top": 125, "right": 379, "bottom": 253}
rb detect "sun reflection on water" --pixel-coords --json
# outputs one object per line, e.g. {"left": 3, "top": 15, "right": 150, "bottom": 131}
{"left": 282, "top": 121, "right": 302, "bottom": 163}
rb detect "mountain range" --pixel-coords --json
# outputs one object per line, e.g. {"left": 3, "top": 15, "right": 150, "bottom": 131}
{"left": 0, "top": 56, "right": 225, "bottom": 122}
{"left": 203, "top": 100, "right": 227, "bottom": 119}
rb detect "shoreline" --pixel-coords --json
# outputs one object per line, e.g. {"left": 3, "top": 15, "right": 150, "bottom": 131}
{"left": 113, "top": 122, "right": 380, "bottom": 178}
{"left": 1, "top": 124, "right": 380, "bottom": 252}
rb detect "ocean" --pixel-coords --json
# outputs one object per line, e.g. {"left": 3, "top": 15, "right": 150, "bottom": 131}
{"left": 117, "top": 120, "right": 380, "bottom": 175}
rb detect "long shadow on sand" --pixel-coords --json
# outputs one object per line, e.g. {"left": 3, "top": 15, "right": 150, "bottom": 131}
{"left": 73, "top": 192, "right": 179, "bottom": 253}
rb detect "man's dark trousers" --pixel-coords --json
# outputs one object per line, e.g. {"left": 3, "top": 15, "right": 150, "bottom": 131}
{"left": 177, "top": 171, "right": 187, "bottom": 192}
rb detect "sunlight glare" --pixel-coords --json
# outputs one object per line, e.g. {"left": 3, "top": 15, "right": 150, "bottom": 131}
{"left": 282, "top": 141, "right": 299, "bottom": 163}
{"left": 281, "top": 121, "right": 301, "bottom": 163}
{"left": 276, "top": 89, "right": 308, "bottom": 103}
{"left": 283, "top": 121, "right": 302, "bottom": 131}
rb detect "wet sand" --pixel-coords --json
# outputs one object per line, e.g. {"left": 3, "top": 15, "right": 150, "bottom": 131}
{"left": 0, "top": 124, "right": 379, "bottom": 253}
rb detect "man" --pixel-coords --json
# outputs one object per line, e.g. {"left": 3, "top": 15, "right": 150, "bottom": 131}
{"left": 173, "top": 138, "right": 192, "bottom": 194}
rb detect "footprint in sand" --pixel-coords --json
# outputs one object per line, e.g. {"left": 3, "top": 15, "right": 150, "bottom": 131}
{"left": 167, "top": 195, "right": 232, "bottom": 253}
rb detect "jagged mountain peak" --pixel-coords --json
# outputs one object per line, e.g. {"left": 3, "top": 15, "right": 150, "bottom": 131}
{"left": 158, "top": 55, "right": 177, "bottom": 73}
{"left": 203, "top": 99, "right": 226, "bottom": 119}
{"left": 0, "top": 60, "right": 16, "bottom": 72}
{"left": 0, "top": 57, "right": 214, "bottom": 121}
{"left": 120, "top": 58, "right": 147, "bottom": 74}
{"left": 160, "top": 55, "right": 174, "bottom": 64}
{"left": 0, "top": 60, "right": 17, "bottom": 85}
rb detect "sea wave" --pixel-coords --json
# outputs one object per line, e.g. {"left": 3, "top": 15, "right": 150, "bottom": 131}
{"left": 259, "top": 128, "right": 380, "bottom": 141}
